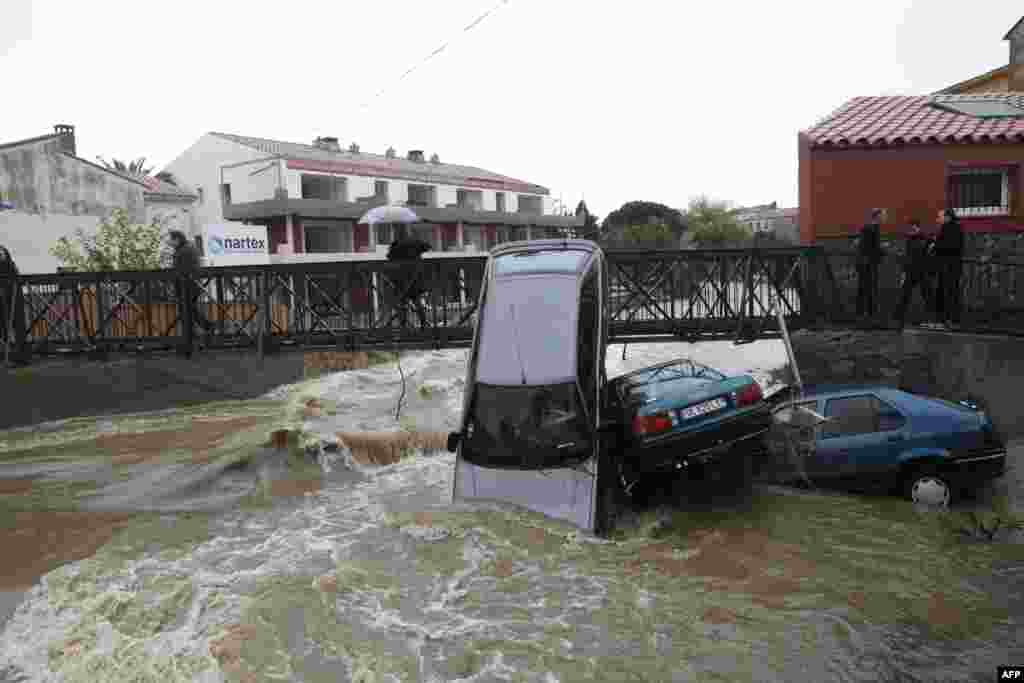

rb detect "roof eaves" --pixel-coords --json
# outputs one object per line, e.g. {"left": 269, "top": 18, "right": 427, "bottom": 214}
{"left": 0, "top": 132, "right": 61, "bottom": 153}
{"left": 60, "top": 152, "right": 150, "bottom": 188}
{"left": 1004, "top": 15, "right": 1024, "bottom": 41}
{"left": 934, "top": 64, "right": 1011, "bottom": 94}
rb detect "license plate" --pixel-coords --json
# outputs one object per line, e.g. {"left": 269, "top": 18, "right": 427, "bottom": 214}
{"left": 681, "top": 397, "right": 727, "bottom": 420}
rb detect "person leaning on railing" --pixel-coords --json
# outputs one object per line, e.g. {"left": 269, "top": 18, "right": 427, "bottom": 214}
{"left": 168, "top": 230, "right": 213, "bottom": 356}
{"left": 855, "top": 208, "right": 885, "bottom": 319}
{"left": 933, "top": 209, "right": 964, "bottom": 329}
{"left": 896, "top": 219, "right": 934, "bottom": 327}
{"left": 0, "top": 245, "right": 27, "bottom": 363}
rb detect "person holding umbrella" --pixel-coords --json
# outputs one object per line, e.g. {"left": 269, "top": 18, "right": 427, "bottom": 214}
{"left": 358, "top": 205, "right": 431, "bottom": 329}
{"left": 387, "top": 225, "right": 432, "bottom": 328}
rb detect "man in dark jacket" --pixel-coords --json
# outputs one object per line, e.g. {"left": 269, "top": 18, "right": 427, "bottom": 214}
{"left": 386, "top": 227, "right": 432, "bottom": 328}
{"left": 168, "top": 231, "right": 212, "bottom": 356}
{"left": 896, "top": 219, "right": 933, "bottom": 327}
{"left": 856, "top": 208, "right": 884, "bottom": 318}
{"left": 0, "top": 245, "right": 26, "bottom": 362}
{"left": 934, "top": 208, "right": 964, "bottom": 328}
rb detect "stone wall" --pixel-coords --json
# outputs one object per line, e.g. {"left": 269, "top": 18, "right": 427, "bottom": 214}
{"left": 789, "top": 328, "right": 1024, "bottom": 439}
{"left": 0, "top": 139, "right": 145, "bottom": 221}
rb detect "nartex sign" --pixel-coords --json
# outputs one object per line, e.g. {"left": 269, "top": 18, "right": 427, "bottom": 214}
{"left": 202, "top": 224, "right": 270, "bottom": 266}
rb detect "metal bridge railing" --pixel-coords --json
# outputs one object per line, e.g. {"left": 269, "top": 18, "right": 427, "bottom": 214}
{"left": 3, "top": 247, "right": 1022, "bottom": 364}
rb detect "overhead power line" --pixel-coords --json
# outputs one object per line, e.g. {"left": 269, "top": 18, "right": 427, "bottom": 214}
{"left": 357, "top": 0, "right": 511, "bottom": 111}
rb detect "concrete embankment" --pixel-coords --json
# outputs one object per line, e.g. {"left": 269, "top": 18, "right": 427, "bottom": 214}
{"left": 0, "top": 349, "right": 383, "bottom": 431}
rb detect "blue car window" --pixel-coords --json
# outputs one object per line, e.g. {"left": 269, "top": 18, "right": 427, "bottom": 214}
{"left": 822, "top": 395, "right": 879, "bottom": 439}
{"left": 876, "top": 398, "right": 906, "bottom": 432}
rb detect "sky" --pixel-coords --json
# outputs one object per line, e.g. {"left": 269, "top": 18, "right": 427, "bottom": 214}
{"left": 1, "top": 1, "right": 1021, "bottom": 219}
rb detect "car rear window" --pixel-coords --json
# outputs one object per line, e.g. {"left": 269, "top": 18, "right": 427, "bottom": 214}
{"left": 494, "top": 250, "right": 588, "bottom": 275}
{"left": 617, "top": 361, "right": 726, "bottom": 405}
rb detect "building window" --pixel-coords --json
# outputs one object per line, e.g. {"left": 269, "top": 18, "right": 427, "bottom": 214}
{"left": 456, "top": 189, "right": 482, "bottom": 210}
{"left": 197, "top": 187, "right": 204, "bottom": 204}
{"left": 406, "top": 184, "right": 435, "bottom": 208}
{"left": 221, "top": 183, "right": 231, "bottom": 204}
{"left": 949, "top": 168, "right": 1011, "bottom": 217}
{"left": 194, "top": 235, "right": 204, "bottom": 256}
{"left": 301, "top": 174, "right": 346, "bottom": 201}
{"left": 304, "top": 221, "right": 353, "bottom": 253}
{"left": 374, "top": 180, "right": 389, "bottom": 201}
{"left": 495, "top": 192, "right": 506, "bottom": 213}
{"left": 517, "top": 195, "right": 542, "bottom": 215}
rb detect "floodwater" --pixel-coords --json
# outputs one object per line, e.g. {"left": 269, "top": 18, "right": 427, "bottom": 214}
{"left": 0, "top": 342, "right": 1021, "bottom": 683}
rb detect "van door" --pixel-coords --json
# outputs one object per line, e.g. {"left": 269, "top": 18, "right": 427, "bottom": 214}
{"left": 577, "top": 267, "right": 600, "bottom": 430}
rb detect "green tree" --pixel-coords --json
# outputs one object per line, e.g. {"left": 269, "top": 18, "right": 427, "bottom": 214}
{"left": 602, "top": 201, "right": 687, "bottom": 239}
{"left": 624, "top": 222, "right": 674, "bottom": 246}
{"left": 51, "top": 208, "right": 168, "bottom": 272}
{"left": 685, "top": 196, "right": 750, "bottom": 247}
{"left": 95, "top": 156, "right": 154, "bottom": 178}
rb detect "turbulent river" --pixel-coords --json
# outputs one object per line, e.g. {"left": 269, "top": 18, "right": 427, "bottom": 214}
{"left": 0, "top": 341, "right": 1021, "bottom": 683}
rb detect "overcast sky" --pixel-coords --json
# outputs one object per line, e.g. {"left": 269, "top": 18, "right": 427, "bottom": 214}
{"left": 2, "top": 1, "right": 1021, "bottom": 218}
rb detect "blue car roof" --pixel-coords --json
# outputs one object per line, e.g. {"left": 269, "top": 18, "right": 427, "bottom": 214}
{"left": 800, "top": 384, "right": 901, "bottom": 399}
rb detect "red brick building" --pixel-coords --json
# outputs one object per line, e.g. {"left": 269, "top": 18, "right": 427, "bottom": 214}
{"left": 799, "top": 94, "right": 1024, "bottom": 244}
{"left": 799, "top": 15, "right": 1024, "bottom": 245}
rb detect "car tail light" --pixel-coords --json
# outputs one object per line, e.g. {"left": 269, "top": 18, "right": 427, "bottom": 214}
{"left": 632, "top": 412, "right": 674, "bottom": 436}
{"left": 735, "top": 382, "right": 763, "bottom": 407}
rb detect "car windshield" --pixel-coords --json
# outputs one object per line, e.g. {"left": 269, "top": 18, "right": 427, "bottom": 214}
{"left": 461, "top": 382, "right": 592, "bottom": 467}
{"left": 493, "top": 250, "right": 588, "bottom": 276}
{"left": 616, "top": 361, "right": 726, "bottom": 406}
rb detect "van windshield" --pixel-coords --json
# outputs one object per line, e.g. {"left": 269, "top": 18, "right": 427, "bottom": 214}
{"left": 461, "top": 382, "right": 593, "bottom": 469}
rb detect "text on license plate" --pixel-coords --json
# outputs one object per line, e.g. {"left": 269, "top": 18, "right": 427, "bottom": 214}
{"left": 681, "top": 397, "right": 727, "bottom": 420}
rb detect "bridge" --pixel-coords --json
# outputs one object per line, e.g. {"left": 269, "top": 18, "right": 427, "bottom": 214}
{"left": 2, "top": 247, "right": 1022, "bottom": 365}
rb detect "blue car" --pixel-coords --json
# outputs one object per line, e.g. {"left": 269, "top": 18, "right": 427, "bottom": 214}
{"left": 605, "top": 359, "right": 774, "bottom": 494}
{"left": 767, "top": 385, "right": 1007, "bottom": 506}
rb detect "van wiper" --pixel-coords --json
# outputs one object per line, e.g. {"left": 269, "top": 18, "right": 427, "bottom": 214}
{"left": 509, "top": 303, "right": 528, "bottom": 385}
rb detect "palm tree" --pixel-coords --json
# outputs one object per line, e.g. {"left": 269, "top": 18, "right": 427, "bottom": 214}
{"left": 95, "top": 156, "right": 154, "bottom": 178}
{"left": 154, "top": 170, "right": 178, "bottom": 186}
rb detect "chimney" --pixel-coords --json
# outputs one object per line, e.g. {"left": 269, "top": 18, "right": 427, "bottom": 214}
{"left": 313, "top": 136, "right": 341, "bottom": 152}
{"left": 429, "top": 153, "right": 440, "bottom": 164}
{"left": 1007, "top": 17, "right": 1024, "bottom": 90}
{"left": 385, "top": 146, "right": 396, "bottom": 159}
{"left": 348, "top": 142, "right": 360, "bottom": 154}
{"left": 407, "top": 149, "right": 424, "bottom": 163}
{"left": 54, "top": 124, "right": 76, "bottom": 156}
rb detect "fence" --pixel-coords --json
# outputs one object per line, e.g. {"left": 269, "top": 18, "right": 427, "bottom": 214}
{"left": 3, "top": 247, "right": 1022, "bottom": 362}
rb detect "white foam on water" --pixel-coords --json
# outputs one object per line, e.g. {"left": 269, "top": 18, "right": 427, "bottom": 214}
{"left": 0, "top": 344, "right": 818, "bottom": 683}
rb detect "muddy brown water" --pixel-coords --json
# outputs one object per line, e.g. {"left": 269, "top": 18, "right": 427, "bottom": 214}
{"left": 0, "top": 349, "right": 1021, "bottom": 682}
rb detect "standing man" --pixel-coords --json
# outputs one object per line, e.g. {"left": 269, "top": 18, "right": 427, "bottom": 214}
{"left": 934, "top": 209, "right": 964, "bottom": 329}
{"left": 856, "top": 208, "right": 885, "bottom": 319}
{"left": 386, "top": 226, "right": 432, "bottom": 328}
{"left": 0, "top": 245, "right": 26, "bottom": 364}
{"left": 896, "top": 219, "right": 933, "bottom": 327}
{"left": 168, "top": 230, "right": 212, "bottom": 356}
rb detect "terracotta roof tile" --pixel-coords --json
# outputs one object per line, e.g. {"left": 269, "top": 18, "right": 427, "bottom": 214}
{"left": 804, "top": 94, "right": 1024, "bottom": 148}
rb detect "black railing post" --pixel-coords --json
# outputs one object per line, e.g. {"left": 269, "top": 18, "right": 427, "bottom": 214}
{"left": 90, "top": 273, "right": 108, "bottom": 361}
{"left": 259, "top": 269, "right": 277, "bottom": 357}
{"left": 177, "top": 272, "right": 192, "bottom": 357}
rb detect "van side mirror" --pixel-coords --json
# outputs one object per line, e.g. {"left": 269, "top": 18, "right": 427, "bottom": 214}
{"left": 446, "top": 432, "right": 462, "bottom": 453}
